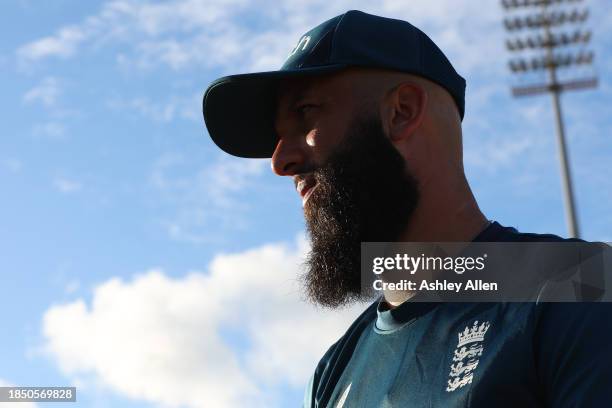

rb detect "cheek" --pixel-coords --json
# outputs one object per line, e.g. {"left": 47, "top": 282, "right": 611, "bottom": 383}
{"left": 306, "top": 129, "right": 318, "bottom": 147}
{"left": 305, "top": 128, "right": 333, "bottom": 168}
{"left": 306, "top": 120, "right": 345, "bottom": 150}
{"left": 305, "top": 114, "right": 351, "bottom": 163}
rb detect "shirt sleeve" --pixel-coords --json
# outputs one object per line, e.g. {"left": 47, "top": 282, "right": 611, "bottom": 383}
{"left": 535, "top": 303, "right": 612, "bottom": 407}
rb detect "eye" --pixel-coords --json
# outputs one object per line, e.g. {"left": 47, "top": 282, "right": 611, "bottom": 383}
{"left": 296, "top": 103, "right": 318, "bottom": 115}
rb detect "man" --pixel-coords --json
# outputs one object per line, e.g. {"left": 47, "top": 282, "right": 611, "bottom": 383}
{"left": 203, "top": 10, "right": 611, "bottom": 407}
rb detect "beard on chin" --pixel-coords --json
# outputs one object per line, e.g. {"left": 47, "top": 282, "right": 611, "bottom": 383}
{"left": 302, "top": 112, "right": 420, "bottom": 308}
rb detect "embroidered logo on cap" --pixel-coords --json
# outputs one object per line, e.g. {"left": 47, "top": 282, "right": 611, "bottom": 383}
{"left": 288, "top": 35, "right": 311, "bottom": 57}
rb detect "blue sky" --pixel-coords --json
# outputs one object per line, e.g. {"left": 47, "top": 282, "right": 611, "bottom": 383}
{"left": 1, "top": 1, "right": 611, "bottom": 407}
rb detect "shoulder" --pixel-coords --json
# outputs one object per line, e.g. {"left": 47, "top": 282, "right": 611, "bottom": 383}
{"left": 306, "top": 300, "right": 378, "bottom": 407}
{"left": 532, "top": 302, "right": 612, "bottom": 405}
{"left": 487, "top": 222, "right": 611, "bottom": 301}
{"left": 313, "top": 300, "right": 378, "bottom": 376}
{"left": 488, "top": 221, "right": 582, "bottom": 243}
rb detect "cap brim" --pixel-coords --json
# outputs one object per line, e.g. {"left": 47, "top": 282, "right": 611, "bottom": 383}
{"left": 203, "top": 64, "right": 347, "bottom": 158}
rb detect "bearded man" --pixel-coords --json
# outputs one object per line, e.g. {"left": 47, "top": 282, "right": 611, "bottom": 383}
{"left": 203, "top": 10, "right": 612, "bottom": 408}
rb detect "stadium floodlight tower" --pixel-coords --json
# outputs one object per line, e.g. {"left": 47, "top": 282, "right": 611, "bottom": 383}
{"left": 502, "top": 0, "right": 598, "bottom": 238}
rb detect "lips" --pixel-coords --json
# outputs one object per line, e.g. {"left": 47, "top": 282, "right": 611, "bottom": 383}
{"left": 296, "top": 176, "right": 318, "bottom": 207}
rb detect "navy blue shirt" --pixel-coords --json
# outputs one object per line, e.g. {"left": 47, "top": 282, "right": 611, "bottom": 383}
{"left": 304, "top": 222, "right": 612, "bottom": 407}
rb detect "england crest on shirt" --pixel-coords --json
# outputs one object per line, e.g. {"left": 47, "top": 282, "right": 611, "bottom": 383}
{"left": 446, "top": 320, "right": 491, "bottom": 392}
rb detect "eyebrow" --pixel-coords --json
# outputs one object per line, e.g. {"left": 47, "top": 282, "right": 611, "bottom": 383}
{"left": 277, "top": 89, "right": 311, "bottom": 117}
{"left": 277, "top": 78, "right": 317, "bottom": 103}
{"left": 285, "top": 87, "right": 311, "bottom": 104}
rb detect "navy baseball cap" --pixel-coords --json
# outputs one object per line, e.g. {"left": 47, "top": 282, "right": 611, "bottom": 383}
{"left": 203, "top": 10, "right": 466, "bottom": 158}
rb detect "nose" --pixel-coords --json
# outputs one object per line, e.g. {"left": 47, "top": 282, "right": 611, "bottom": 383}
{"left": 271, "top": 135, "right": 307, "bottom": 176}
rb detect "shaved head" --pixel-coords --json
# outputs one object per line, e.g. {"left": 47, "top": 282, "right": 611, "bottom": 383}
{"left": 341, "top": 68, "right": 464, "bottom": 165}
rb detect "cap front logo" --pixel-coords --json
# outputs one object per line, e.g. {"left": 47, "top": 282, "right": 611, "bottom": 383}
{"left": 288, "top": 35, "right": 311, "bottom": 57}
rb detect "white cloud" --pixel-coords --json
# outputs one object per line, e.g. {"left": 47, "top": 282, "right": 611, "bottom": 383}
{"left": 64, "top": 280, "right": 80, "bottom": 294}
{"left": 107, "top": 92, "right": 201, "bottom": 123}
{"left": 465, "top": 136, "right": 533, "bottom": 171}
{"left": 17, "top": 26, "right": 86, "bottom": 62}
{"left": 0, "top": 379, "right": 38, "bottom": 408}
{"left": 150, "top": 153, "right": 268, "bottom": 243}
{"left": 32, "top": 122, "right": 65, "bottom": 140}
{"left": 204, "top": 158, "right": 269, "bottom": 207}
{"left": 15, "top": 0, "right": 251, "bottom": 69}
{"left": 22, "top": 78, "right": 78, "bottom": 137}
{"left": 1, "top": 158, "right": 23, "bottom": 173}
{"left": 41, "top": 237, "right": 364, "bottom": 407}
{"left": 110, "top": 96, "right": 176, "bottom": 122}
{"left": 53, "top": 177, "right": 82, "bottom": 193}
{"left": 23, "top": 77, "right": 60, "bottom": 107}
{"left": 14, "top": 0, "right": 504, "bottom": 75}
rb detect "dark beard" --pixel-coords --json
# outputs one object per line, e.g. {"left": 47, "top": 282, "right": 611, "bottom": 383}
{"left": 302, "top": 113, "right": 420, "bottom": 308}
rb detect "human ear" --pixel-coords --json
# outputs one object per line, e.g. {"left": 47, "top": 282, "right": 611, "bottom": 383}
{"left": 387, "top": 83, "right": 427, "bottom": 142}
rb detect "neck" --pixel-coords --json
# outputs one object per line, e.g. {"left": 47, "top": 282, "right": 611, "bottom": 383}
{"left": 384, "top": 169, "right": 489, "bottom": 307}
{"left": 399, "top": 170, "right": 488, "bottom": 242}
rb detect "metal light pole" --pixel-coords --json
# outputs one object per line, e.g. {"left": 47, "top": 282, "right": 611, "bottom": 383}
{"left": 502, "top": 0, "right": 598, "bottom": 238}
